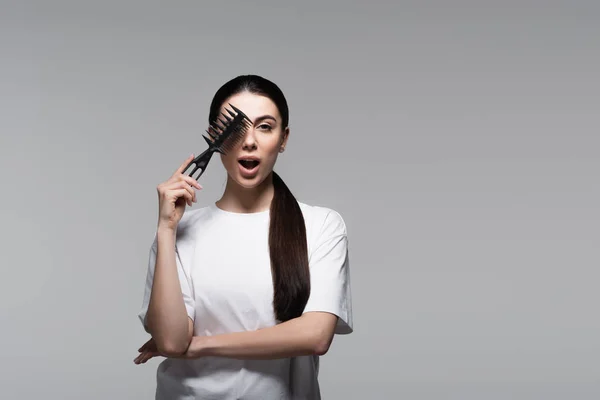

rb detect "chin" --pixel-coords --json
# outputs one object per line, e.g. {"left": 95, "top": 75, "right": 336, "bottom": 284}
{"left": 231, "top": 172, "right": 268, "bottom": 189}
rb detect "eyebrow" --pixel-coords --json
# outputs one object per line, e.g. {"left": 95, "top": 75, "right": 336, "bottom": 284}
{"left": 252, "top": 115, "right": 277, "bottom": 124}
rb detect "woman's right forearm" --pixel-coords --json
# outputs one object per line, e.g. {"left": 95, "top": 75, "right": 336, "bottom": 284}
{"left": 146, "top": 226, "right": 192, "bottom": 355}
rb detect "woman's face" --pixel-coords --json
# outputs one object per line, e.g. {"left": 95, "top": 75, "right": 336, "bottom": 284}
{"left": 218, "top": 91, "right": 289, "bottom": 188}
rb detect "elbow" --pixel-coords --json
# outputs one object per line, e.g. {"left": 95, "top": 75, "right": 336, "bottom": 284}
{"left": 156, "top": 339, "right": 189, "bottom": 357}
{"left": 299, "top": 312, "right": 338, "bottom": 356}
{"left": 311, "top": 331, "right": 333, "bottom": 356}
{"left": 153, "top": 332, "right": 190, "bottom": 357}
{"left": 146, "top": 316, "right": 192, "bottom": 357}
{"left": 313, "top": 340, "right": 330, "bottom": 356}
{"left": 302, "top": 314, "right": 337, "bottom": 356}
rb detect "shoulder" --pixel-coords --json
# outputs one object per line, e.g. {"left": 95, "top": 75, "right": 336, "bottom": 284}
{"left": 298, "top": 202, "right": 348, "bottom": 237}
{"left": 148, "top": 206, "right": 214, "bottom": 254}
{"left": 173, "top": 206, "right": 214, "bottom": 240}
{"left": 178, "top": 206, "right": 212, "bottom": 228}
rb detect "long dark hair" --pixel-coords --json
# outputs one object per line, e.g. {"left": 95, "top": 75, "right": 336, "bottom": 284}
{"left": 209, "top": 75, "right": 310, "bottom": 323}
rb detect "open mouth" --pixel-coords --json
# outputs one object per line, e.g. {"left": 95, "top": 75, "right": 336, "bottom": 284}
{"left": 238, "top": 159, "right": 260, "bottom": 170}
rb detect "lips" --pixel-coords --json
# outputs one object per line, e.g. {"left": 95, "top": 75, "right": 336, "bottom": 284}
{"left": 236, "top": 156, "right": 261, "bottom": 178}
{"left": 238, "top": 156, "right": 260, "bottom": 170}
{"left": 239, "top": 159, "right": 259, "bottom": 169}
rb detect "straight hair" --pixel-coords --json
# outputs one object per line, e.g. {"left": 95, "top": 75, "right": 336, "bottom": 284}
{"left": 209, "top": 75, "right": 310, "bottom": 322}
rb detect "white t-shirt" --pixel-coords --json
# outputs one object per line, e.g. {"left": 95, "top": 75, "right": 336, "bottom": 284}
{"left": 138, "top": 201, "right": 353, "bottom": 400}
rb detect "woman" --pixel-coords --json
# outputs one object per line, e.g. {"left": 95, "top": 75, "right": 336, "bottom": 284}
{"left": 134, "top": 75, "right": 353, "bottom": 399}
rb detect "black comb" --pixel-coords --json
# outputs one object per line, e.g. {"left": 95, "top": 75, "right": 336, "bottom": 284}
{"left": 184, "top": 103, "right": 252, "bottom": 180}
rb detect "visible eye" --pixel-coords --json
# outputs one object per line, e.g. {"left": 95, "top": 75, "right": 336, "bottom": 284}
{"left": 257, "top": 124, "right": 273, "bottom": 131}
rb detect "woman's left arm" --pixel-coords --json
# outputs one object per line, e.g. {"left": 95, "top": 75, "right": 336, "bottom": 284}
{"left": 193, "top": 311, "right": 338, "bottom": 360}
{"left": 134, "top": 311, "right": 338, "bottom": 364}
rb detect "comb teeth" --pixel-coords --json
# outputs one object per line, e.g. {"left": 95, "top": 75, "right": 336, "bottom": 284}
{"left": 202, "top": 103, "right": 251, "bottom": 155}
{"left": 206, "top": 126, "right": 218, "bottom": 139}
{"left": 219, "top": 119, "right": 252, "bottom": 154}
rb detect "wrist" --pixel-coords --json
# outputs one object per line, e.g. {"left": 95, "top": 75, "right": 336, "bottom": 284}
{"left": 188, "top": 336, "right": 210, "bottom": 358}
{"left": 156, "top": 225, "right": 177, "bottom": 238}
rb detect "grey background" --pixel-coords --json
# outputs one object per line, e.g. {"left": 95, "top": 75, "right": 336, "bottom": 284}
{"left": 1, "top": 1, "right": 598, "bottom": 399}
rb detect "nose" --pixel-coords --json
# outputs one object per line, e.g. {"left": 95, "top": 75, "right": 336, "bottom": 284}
{"left": 242, "top": 126, "right": 257, "bottom": 150}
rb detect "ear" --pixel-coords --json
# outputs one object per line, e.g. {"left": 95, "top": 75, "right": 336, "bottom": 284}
{"left": 280, "top": 126, "right": 290, "bottom": 150}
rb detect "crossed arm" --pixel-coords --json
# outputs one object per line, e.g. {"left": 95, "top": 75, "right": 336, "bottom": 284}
{"left": 134, "top": 311, "right": 338, "bottom": 364}
{"left": 140, "top": 225, "right": 339, "bottom": 364}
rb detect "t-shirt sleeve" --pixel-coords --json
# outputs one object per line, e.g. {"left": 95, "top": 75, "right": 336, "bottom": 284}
{"left": 302, "top": 209, "right": 353, "bottom": 334}
{"left": 137, "top": 234, "right": 196, "bottom": 333}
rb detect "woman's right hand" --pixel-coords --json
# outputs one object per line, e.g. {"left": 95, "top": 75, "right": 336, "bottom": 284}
{"left": 157, "top": 154, "right": 203, "bottom": 231}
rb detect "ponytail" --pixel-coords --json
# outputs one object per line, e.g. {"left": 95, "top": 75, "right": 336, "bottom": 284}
{"left": 268, "top": 171, "right": 310, "bottom": 322}
{"left": 207, "top": 74, "right": 307, "bottom": 322}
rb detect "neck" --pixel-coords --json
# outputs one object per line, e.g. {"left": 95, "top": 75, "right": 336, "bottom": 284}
{"left": 216, "top": 172, "right": 275, "bottom": 213}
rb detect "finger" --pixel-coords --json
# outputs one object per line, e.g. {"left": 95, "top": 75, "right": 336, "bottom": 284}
{"left": 141, "top": 351, "right": 157, "bottom": 363}
{"left": 181, "top": 175, "right": 202, "bottom": 190}
{"left": 176, "top": 154, "right": 195, "bottom": 175}
{"left": 178, "top": 180, "right": 197, "bottom": 203}
{"left": 138, "top": 339, "right": 151, "bottom": 352}
{"left": 173, "top": 177, "right": 200, "bottom": 195}
{"left": 170, "top": 188, "right": 194, "bottom": 207}
{"left": 135, "top": 351, "right": 148, "bottom": 364}
{"left": 165, "top": 188, "right": 194, "bottom": 205}
{"left": 167, "top": 181, "right": 197, "bottom": 204}
{"left": 165, "top": 180, "right": 196, "bottom": 194}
